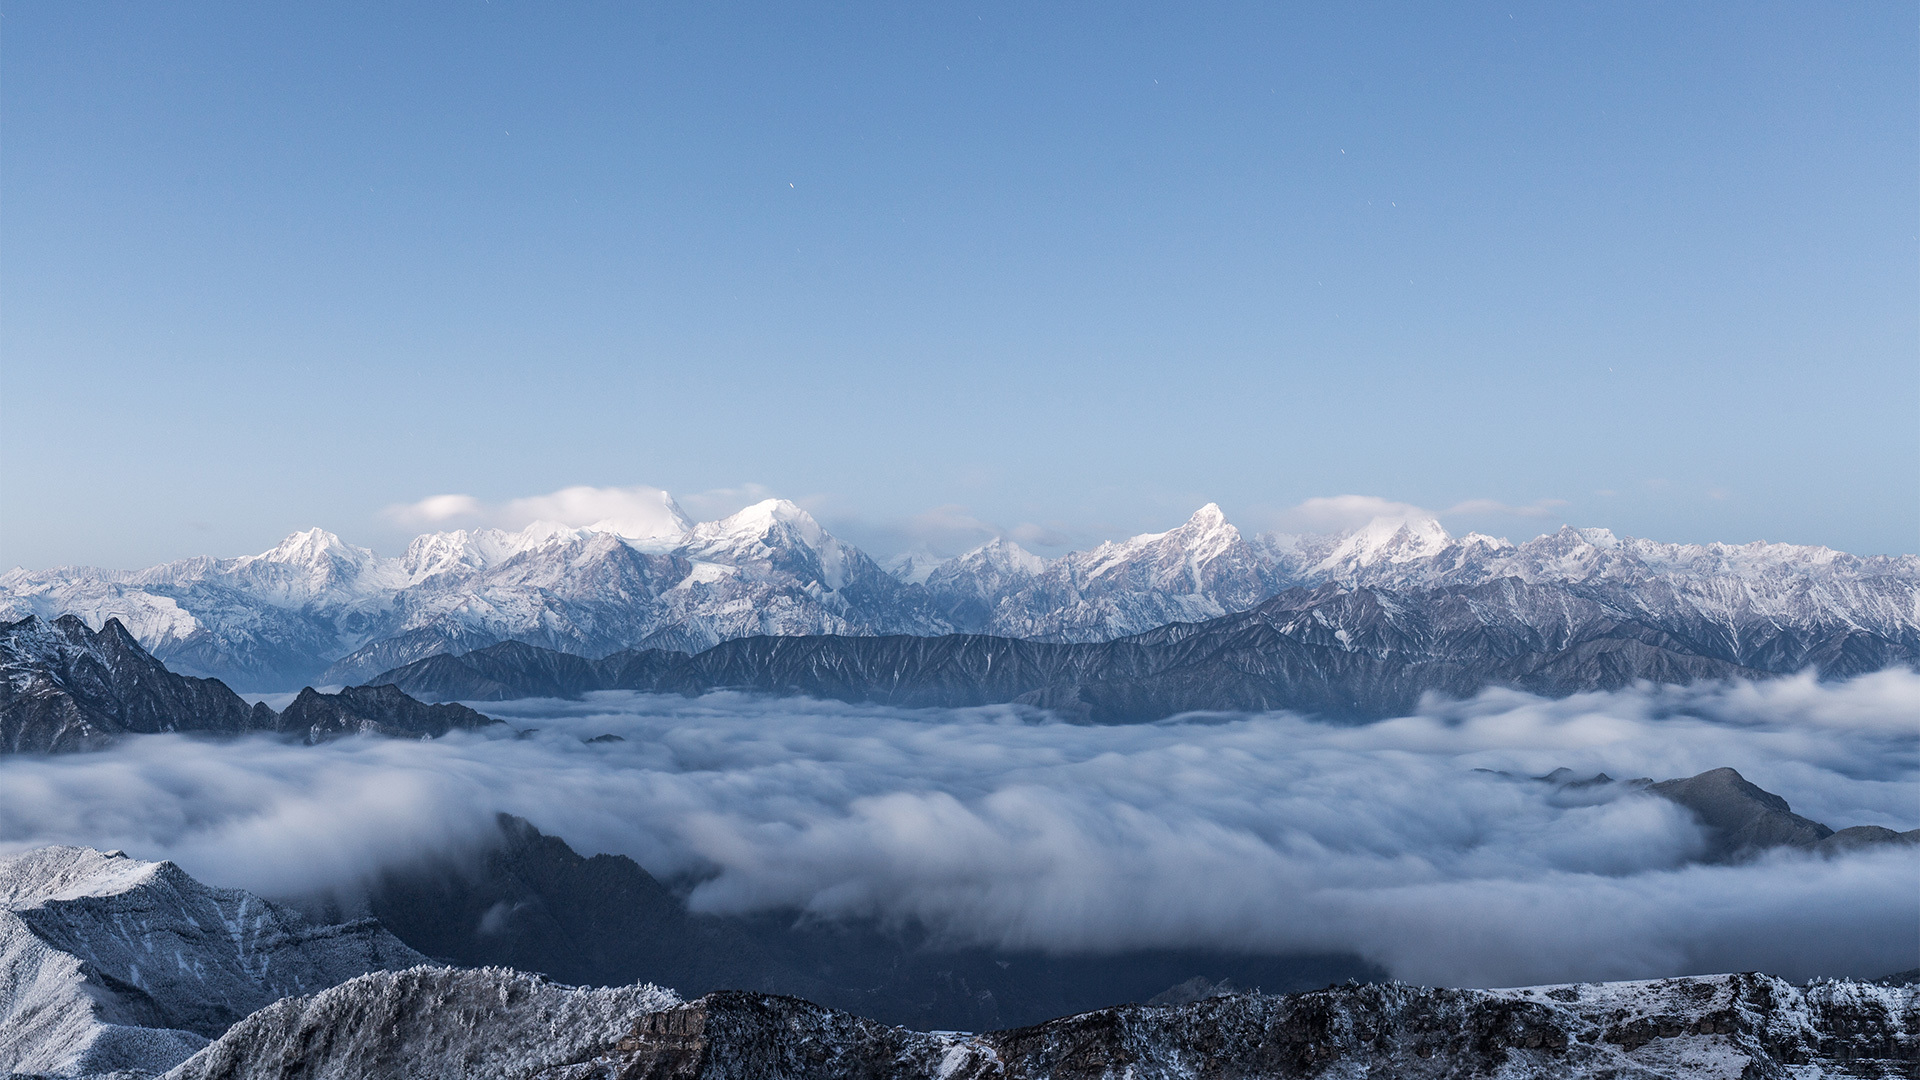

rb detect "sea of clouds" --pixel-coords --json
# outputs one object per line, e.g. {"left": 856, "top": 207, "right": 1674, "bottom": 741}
{"left": 0, "top": 670, "right": 1914, "bottom": 988}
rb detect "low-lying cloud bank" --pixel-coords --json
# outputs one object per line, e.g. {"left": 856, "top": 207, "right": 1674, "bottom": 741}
{"left": 0, "top": 671, "right": 1913, "bottom": 988}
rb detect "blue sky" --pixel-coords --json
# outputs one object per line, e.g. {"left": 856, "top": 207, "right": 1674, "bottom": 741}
{"left": 2, "top": 2, "right": 1913, "bottom": 568}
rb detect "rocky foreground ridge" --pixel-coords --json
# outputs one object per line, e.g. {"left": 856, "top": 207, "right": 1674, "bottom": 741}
{"left": 0, "top": 614, "right": 496, "bottom": 753}
{"left": 2, "top": 824, "right": 1914, "bottom": 1079}
{"left": 4, "top": 500, "right": 1913, "bottom": 690}
{"left": 161, "top": 967, "right": 1920, "bottom": 1080}
{"left": 0, "top": 846, "right": 424, "bottom": 1078}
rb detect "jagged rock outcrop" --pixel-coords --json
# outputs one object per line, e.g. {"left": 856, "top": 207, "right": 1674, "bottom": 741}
{"left": 0, "top": 846, "right": 425, "bottom": 1079}
{"left": 160, "top": 966, "right": 679, "bottom": 1080}
{"left": 0, "top": 615, "right": 497, "bottom": 754}
{"left": 162, "top": 971, "right": 1920, "bottom": 1080}
{"left": 0, "top": 615, "right": 276, "bottom": 753}
{"left": 272, "top": 683, "right": 496, "bottom": 744}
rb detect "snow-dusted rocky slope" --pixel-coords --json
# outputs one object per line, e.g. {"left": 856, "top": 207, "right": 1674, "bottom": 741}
{"left": 161, "top": 971, "right": 1918, "bottom": 1080}
{"left": 0, "top": 615, "right": 497, "bottom": 754}
{"left": 3, "top": 497, "right": 1915, "bottom": 690}
{"left": 161, "top": 967, "right": 680, "bottom": 1080}
{"left": 0, "top": 614, "right": 273, "bottom": 753}
{"left": 0, "top": 846, "right": 425, "bottom": 1079}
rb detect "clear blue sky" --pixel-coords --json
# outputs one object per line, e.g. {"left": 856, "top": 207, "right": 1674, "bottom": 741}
{"left": 2, "top": 2, "right": 1914, "bottom": 568}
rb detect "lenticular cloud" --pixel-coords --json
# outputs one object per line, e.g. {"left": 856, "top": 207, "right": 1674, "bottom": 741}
{"left": 0, "top": 671, "right": 1913, "bottom": 988}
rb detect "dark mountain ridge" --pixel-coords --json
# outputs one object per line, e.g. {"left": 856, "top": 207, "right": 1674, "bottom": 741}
{"left": 0, "top": 614, "right": 497, "bottom": 753}
{"left": 368, "top": 578, "right": 1830, "bottom": 721}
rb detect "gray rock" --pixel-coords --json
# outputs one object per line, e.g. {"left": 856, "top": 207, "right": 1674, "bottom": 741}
{"left": 272, "top": 683, "right": 497, "bottom": 744}
{"left": 0, "top": 847, "right": 425, "bottom": 1079}
{"left": 1646, "top": 767, "right": 1834, "bottom": 860}
{"left": 163, "top": 971, "right": 1920, "bottom": 1080}
{"left": 0, "top": 616, "right": 274, "bottom": 753}
{"left": 0, "top": 616, "right": 497, "bottom": 755}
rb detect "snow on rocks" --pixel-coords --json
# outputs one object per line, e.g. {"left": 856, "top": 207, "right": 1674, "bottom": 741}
{"left": 157, "top": 972, "right": 1920, "bottom": 1080}
{"left": 161, "top": 967, "right": 680, "bottom": 1080}
{"left": 2, "top": 501, "right": 1915, "bottom": 691}
{"left": 0, "top": 846, "right": 425, "bottom": 1079}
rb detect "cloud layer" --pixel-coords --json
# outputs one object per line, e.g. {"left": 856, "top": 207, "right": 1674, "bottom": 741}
{"left": 0, "top": 672, "right": 1912, "bottom": 988}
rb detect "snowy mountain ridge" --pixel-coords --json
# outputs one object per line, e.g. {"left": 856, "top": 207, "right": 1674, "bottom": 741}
{"left": 0, "top": 845, "right": 424, "bottom": 1078}
{"left": 2, "top": 497, "right": 1915, "bottom": 689}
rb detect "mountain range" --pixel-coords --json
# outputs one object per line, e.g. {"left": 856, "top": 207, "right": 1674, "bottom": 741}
{"left": 367, "top": 572, "right": 1896, "bottom": 721}
{"left": 4, "top": 498, "right": 1915, "bottom": 692}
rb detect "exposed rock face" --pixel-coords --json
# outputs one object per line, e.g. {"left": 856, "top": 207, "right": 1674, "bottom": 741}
{"left": 365, "top": 815, "right": 1370, "bottom": 1033}
{"left": 4, "top": 503, "right": 1913, "bottom": 692}
{"left": 272, "top": 683, "right": 496, "bottom": 744}
{"left": 160, "top": 966, "right": 679, "bottom": 1080}
{"left": 0, "top": 615, "right": 498, "bottom": 754}
{"left": 1530, "top": 766, "right": 1920, "bottom": 861}
{"left": 0, "top": 846, "right": 425, "bottom": 1079}
{"left": 0, "top": 615, "right": 275, "bottom": 753}
{"left": 1647, "top": 767, "right": 1838, "bottom": 860}
{"left": 372, "top": 579, "right": 1779, "bottom": 721}
{"left": 162, "top": 972, "right": 1920, "bottom": 1080}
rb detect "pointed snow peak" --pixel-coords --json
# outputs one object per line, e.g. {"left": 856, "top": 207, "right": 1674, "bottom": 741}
{"left": 262, "top": 528, "right": 360, "bottom": 566}
{"left": 885, "top": 547, "right": 947, "bottom": 585}
{"left": 1576, "top": 527, "right": 1621, "bottom": 549}
{"left": 962, "top": 536, "right": 1046, "bottom": 575}
{"left": 708, "top": 499, "right": 825, "bottom": 545}
{"left": 1185, "top": 503, "right": 1230, "bottom": 530}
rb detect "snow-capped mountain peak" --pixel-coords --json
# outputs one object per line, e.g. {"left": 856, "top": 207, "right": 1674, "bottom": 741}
{"left": 1315, "top": 514, "right": 1452, "bottom": 575}
{"left": 693, "top": 499, "right": 823, "bottom": 546}
{"left": 684, "top": 499, "right": 861, "bottom": 589}
{"left": 970, "top": 535, "right": 1046, "bottom": 575}
{"left": 1163, "top": 502, "right": 1241, "bottom": 563}
{"left": 884, "top": 546, "right": 948, "bottom": 585}
{"left": 1075, "top": 504, "right": 1242, "bottom": 582}
{"left": 254, "top": 527, "right": 364, "bottom": 568}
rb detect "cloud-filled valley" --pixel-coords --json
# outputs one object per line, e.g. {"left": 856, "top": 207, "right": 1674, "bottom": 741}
{"left": 0, "top": 671, "right": 1911, "bottom": 990}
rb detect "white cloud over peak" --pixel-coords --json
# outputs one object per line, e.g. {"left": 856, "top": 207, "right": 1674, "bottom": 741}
{"left": 382, "top": 484, "right": 765, "bottom": 540}
{"left": 1268, "top": 494, "right": 1571, "bottom": 535}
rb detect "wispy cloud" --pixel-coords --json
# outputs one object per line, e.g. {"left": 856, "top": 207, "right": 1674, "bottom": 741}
{"left": 1440, "top": 497, "right": 1570, "bottom": 519}
{"left": 382, "top": 483, "right": 777, "bottom": 539}
{"left": 1265, "top": 495, "right": 1569, "bottom": 534}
